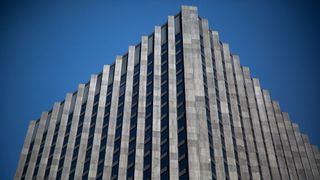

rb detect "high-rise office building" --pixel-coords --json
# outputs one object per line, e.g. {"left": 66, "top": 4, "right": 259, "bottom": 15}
{"left": 15, "top": 5, "right": 320, "bottom": 180}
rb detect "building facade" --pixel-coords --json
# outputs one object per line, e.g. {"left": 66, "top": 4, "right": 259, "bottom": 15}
{"left": 15, "top": 6, "right": 320, "bottom": 180}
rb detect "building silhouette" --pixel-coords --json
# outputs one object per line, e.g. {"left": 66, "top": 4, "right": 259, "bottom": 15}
{"left": 15, "top": 5, "right": 320, "bottom": 180}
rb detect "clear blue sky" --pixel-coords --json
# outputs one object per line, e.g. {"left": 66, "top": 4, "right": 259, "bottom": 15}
{"left": 1, "top": 0, "right": 319, "bottom": 179}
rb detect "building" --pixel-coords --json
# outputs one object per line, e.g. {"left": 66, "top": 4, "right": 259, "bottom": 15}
{"left": 15, "top": 5, "right": 320, "bottom": 180}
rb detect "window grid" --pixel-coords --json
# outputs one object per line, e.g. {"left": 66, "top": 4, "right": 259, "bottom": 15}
{"left": 160, "top": 39, "right": 169, "bottom": 179}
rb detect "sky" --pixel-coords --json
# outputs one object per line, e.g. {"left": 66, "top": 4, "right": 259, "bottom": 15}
{"left": 1, "top": 0, "right": 320, "bottom": 179}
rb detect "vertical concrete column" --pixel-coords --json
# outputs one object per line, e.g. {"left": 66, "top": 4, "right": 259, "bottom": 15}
{"left": 14, "top": 120, "right": 37, "bottom": 180}
{"left": 213, "top": 40, "right": 237, "bottom": 179}
{"left": 292, "top": 123, "right": 314, "bottom": 179}
{"left": 134, "top": 36, "right": 148, "bottom": 180}
{"left": 252, "top": 79, "right": 280, "bottom": 179}
{"left": 233, "top": 61, "right": 260, "bottom": 179}
{"left": 210, "top": 31, "right": 227, "bottom": 180}
{"left": 167, "top": 15, "right": 179, "bottom": 180}
{"left": 102, "top": 57, "right": 123, "bottom": 179}
{"left": 36, "top": 102, "right": 61, "bottom": 179}
{"left": 117, "top": 47, "right": 135, "bottom": 179}
{"left": 25, "top": 112, "right": 49, "bottom": 179}
{"left": 282, "top": 112, "right": 306, "bottom": 179}
{"left": 151, "top": 26, "right": 161, "bottom": 179}
{"left": 302, "top": 134, "right": 320, "bottom": 179}
{"left": 74, "top": 75, "right": 98, "bottom": 179}
{"left": 204, "top": 23, "right": 225, "bottom": 180}
{"left": 223, "top": 48, "right": 250, "bottom": 178}
{"left": 197, "top": 18, "right": 218, "bottom": 180}
{"left": 242, "top": 67, "right": 271, "bottom": 179}
{"left": 88, "top": 65, "right": 110, "bottom": 179}
{"left": 272, "top": 101, "right": 298, "bottom": 180}
{"left": 60, "top": 84, "right": 86, "bottom": 179}
{"left": 181, "top": 6, "right": 206, "bottom": 179}
{"left": 311, "top": 145, "right": 320, "bottom": 172}
{"left": 262, "top": 90, "right": 290, "bottom": 179}
{"left": 48, "top": 93, "right": 73, "bottom": 179}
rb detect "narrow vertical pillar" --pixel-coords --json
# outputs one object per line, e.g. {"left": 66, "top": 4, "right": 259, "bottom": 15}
{"left": 117, "top": 46, "right": 135, "bottom": 179}
{"left": 102, "top": 57, "right": 123, "bottom": 179}
{"left": 283, "top": 112, "right": 305, "bottom": 179}
{"left": 24, "top": 112, "right": 49, "bottom": 179}
{"left": 60, "top": 84, "right": 86, "bottom": 179}
{"left": 252, "top": 79, "right": 281, "bottom": 179}
{"left": 181, "top": 6, "right": 209, "bottom": 179}
{"left": 151, "top": 26, "right": 161, "bottom": 179}
{"left": 210, "top": 30, "right": 227, "bottom": 180}
{"left": 14, "top": 120, "right": 37, "bottom": 180}
{"left": 134, "top": 36, "right": 148, "bottom": 180}
{"left": 88, "top": 65, "right": 110, "bottom": 179}
{"left": 223, "top": 48, "right": 250, "bottom": 178}
{"left": 74, "top": 75, "right": 98, "bottom": 178}
{"left": 292, "top": 122, "right": 313, "bottom": 179}
{"left": 213, "top": 40, "right": 238, "bottom": 179}
{"left": 302, "top": 134, "right": 320, "bottom": 179}
{"left": 242, "top": 67, "right": 271, "bottom": 179}
{"left": 48, "top": 93, "right": 73, "bottom": 179}
{"left": 262, "top": 90, "right": 290, "bottom": 179}
{"left": 167, "top": 15, "right": 179, "bottom": 180}
{"left": 233, "top": 60, "right": 260, "bottom": 179}
{"left": 36, "top": 102, "right": 61, "bottom": 179}
{"left": 272, "top": 101, "right": 298, "bottom": 180}
{"left": 311, "top": 145, "right": 320, "bottom": 172}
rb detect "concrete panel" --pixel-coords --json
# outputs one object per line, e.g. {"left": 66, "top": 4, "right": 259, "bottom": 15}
{"left": 88, "top": 65, "right": 110, "bottom": 180}
{"left": 203, "top": 22, "right": 226, "bottom": 180}
{"left": 223, "top": 49, "right": 250, "bottom": 178}
{"left": 60, "top": 84, "right": 86, "bottom": 179}
{"left": 272, "top": 101, "right": 298, "bottom": 180}
{"left": 14, "top": 120, "right": 37, "bottom": 180}
{"left": 232, "top": 59, "right": 260, "bottom": 180}
{"left": 209, "top": 30, "right": 227, "bottom": 180}
{"left": 48, "top": 93, "right": 74, "bottom": 179}
{"left": 134, "top": 36, "right": 148, "bottom": 180}
{"left": 181, "top": 5, "right": 202, "bottom": 180}
{"left": 292, "top": 123, "right": 313, "bottom": 179}
{"left": 262, "top": 90, "right": 289, "bottom": 179}
{"left": 283, "top": 112, "right": 306, "bottom": 179}
{"left": 102, "top": 57, "right": 123, "bottom": 179}
{"left": 252, "top": 79, "right": 280, "bottom": 179}
{"left": 151, "top": 26, "right": 161, "bottom": 179}
{"left": 74, "top": 75, "right": 98, "bottom": 179}
{"left": 24, "top": 112, "right": 49, "bottom": 179}
{"left": 311, "top": 145, "right": 320, "bottom": 172}
{"left": 242, "top": 67, "right": 271, "bottom": 179}
{"left": 187, "top": 16, "right": 212, "bottom": 180}
{"left": 167, "top": 15, "right": 179, "bottom": 180}
{"left": 117, "top": 46, "right": 135, "bottom": 180}
{"left": 213, "top": 41, "right": 238, "bottom": 179}
{"left": 36, "top": 102, "right": 61, "bottom": 179}
{"left": 302, "top": 134, "right": 320, "bottom": 179}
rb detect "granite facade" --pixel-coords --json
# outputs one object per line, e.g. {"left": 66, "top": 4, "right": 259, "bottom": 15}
{"left": 15, "top": 5, "right": 319, "bottom": 180}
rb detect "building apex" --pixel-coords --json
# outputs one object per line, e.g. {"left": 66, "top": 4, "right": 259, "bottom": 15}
{"left": 181, "top": 5, "right": 198, "bottom": 11}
